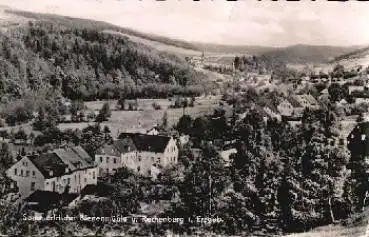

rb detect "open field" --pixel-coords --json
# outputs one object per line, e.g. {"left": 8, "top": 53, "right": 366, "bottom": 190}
{"left": 84, "top": 98, "right": 173, "bottom": 111}
{"left": 0, "top": 122, "right": 39, "bottom": 135}
{"left": 60, "top": 96, "right": 221, "bottom": 138}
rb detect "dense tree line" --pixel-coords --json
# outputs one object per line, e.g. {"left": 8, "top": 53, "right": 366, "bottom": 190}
{"left": 168, "top": 102, "right": 360, "bottom": 235}
{"left": 0, "top": 21, "right": 215, "bottom": 104}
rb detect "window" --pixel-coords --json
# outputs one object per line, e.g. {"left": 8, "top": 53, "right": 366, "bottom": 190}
{"left": 63, "top": 179, "right": 66, "bottom": 184}
{"left": 113, "top": 158, "right": 117, "bottom": 164}
{"left": 100, "top": 157, "right": 103, "bottom": 162}
{"left": 20, "top": 170, "right": 23, "bottom": 177}
{"left": 138, "top": 156, "right": 142, "bottom": 162}
{"left": 67, "top": 178, "right": 71, "bottom": 184}
{"left": 25, "top": 170, "right": 29, "bottom": 177}
{"left": 99, "top": 168, "right": 103, "bottom": 175}
{"left": 14, "top": 168, "right": 17, "bottom": 176}
{"left": 32, "top": 171, "right": 36, "bottom": 176}
{"left": 106, "top": 157, "right": 110, "bottom": 163}
{"left": 137, "top": 166, "right": 141, "bottom": 172}
{"left": 31, "top": 182, "right": 35, "bottom": 191}
{"left": 151, "top": 157, "right": 155, "bottom": 162}
{"left": 84, "top": 178, "right": 87, "bottom": 183}
{"left": 93, "top": 171, "right": 96, "bottom": 179}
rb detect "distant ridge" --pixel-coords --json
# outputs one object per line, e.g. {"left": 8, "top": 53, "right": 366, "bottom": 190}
{"left": 259, "top": 44, "right": 365, "bottom": 64}
{"left": 4, "top": 8, "right": 368, "bottom": 63}
{"left": 331, "top": 45, "right": 369, "bottom": 63}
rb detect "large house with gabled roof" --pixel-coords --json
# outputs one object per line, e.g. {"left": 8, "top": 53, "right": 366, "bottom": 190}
{"left": 6, "top": 146, "right": 97, "bottom": 199}
{"left": 95, "top": 133, "right": 179, "bottom": 179}
{"left": 94, "top": 138, "right": 137, "bottom": 176}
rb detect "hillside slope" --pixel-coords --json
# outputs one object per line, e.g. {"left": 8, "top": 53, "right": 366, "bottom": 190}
{"left": 260, "top": 44, "right": 364, "bottom": 64}
{"left": 330, "top": 46, "right": 369, "bottom": 69}
{"left": 0, "top": 10, "right": 216, "bottom": 106}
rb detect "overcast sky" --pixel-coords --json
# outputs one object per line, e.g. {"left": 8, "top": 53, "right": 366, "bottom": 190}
{"left": 1, "top": 0, "right": 369, "bottom": 47}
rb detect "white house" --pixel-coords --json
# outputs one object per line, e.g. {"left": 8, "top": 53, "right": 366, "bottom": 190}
{"left": 277, "top": 100, "right": 294, "bottom": 117}
{"left": 348, "top": 85, "right": 365, "bottom": 95}
{"left": 6, "top": 146, "right": 97, "bottom": 199}
{"left": 94, "top": 138, "right": 137, "bottom": 176}
{"left": 218, "top": 148, "right": 237, "bottom": 167}
{"left": 95, "top": 133, "right": 179, "bottom": 179}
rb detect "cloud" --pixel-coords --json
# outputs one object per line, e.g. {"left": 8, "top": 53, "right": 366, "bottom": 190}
{"left": 1, "top": 0, "right": 369, "bottom": 46}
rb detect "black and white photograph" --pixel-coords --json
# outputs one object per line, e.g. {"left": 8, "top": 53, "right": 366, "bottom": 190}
{"left": 0, "top": 0, "right": 369, "bottom": 236}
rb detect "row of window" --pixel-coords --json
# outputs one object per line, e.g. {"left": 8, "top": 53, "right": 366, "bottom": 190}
{"left": 98, "top": 156, "right": 118, "bottom": 164}
{"left": 45, "top": 171, "right": 95, "bottom": 186}
{"left": 14, "top": 168, "right": 36, "bottom": 177}
{"left": 169, "top": 146, "right": 177, "bottom": 153}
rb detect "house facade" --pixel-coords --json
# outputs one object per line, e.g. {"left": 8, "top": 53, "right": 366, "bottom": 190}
{"left": 95, "top": 133, "right": 179, "bottom": 179}
{"left": 94, "top": 138, "right": 137, "bottom": 176}
{"left": 6, "top": 146, "right": 97, "bottom": 199}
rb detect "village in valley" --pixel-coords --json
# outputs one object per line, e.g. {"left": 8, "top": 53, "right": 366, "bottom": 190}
{"left": 2, "top": 5, "right": 369, "bottom": 237}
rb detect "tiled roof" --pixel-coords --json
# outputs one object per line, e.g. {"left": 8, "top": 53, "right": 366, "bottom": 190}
{"left": 53, "top": 147, "right": 91, "bottom": 170}
{"left": 27, "top": 146, "right": 94, "bottom": 179}
{"left": 97, "top": 144, "right": 120, "bottom": 157}
{"left": 97, "top": 138, "right": 137, "bottom": 156}
{"left": 71, "top": 146, "right": 94, "bottom": 164}
{"left": 289, "top": 94, "right": 318, "bottom": 107}
{"left": 118, "top": 133, "right": 171, "bottom": 153}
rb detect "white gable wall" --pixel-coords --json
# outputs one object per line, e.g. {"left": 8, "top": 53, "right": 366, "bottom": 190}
{"left": 6, "top": 156, "right": 45, "bottom": 199}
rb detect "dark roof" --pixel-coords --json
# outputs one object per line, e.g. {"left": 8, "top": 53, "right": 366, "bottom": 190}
{"left": 27, "top": 146, "right": 94, "bottom": 178}
{"left": 118, "top": 133, "right": 171, "bottom": 153}
{"left": 28, "top": 153, "right": 67, "bottom": 178}
{"left": 114, "top": 138, "right": 137, "bottom": 153}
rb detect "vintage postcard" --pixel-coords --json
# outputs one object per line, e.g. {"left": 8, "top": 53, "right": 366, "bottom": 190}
{"left": 0, "top": 0, "right": 369, "bottom": 236}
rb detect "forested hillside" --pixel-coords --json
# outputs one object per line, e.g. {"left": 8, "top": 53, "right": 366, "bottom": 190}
{"left": 0, "top": 18, "right": 213, "bottom": 105}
